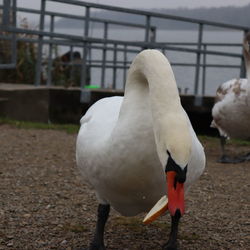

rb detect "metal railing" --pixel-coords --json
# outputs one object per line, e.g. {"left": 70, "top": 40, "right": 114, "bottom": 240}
{"left": 0, "top": 0, "right": 249, "bottom": 98}
{"left": 0, "top": 0, "right": 17, "bottom": 69}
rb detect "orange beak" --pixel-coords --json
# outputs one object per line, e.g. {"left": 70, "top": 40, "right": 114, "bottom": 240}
{"left": 166, "top": 171, "right": 185, "bottom": 217}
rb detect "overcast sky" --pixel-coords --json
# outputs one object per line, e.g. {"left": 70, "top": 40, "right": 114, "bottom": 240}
{"left": 82, "top": 0, "right": 250, "bottom": 9}
{"left": 17, "top": 0, "right": 250, "bottom": 10}
{"left": 15, "top": 0, "right": 250, "bottom": 22}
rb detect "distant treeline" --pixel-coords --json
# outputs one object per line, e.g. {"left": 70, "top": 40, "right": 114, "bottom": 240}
{"left": 55, "top": 4, "right": 250, "bottom": 29}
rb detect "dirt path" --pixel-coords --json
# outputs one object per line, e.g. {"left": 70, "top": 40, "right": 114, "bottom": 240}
{"left": 0, "top": 124, "right": 249, "bottom": 250}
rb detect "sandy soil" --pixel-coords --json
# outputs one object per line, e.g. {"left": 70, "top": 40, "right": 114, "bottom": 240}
{"left": 0, "top": 124, "right": 249, "bottom": 250}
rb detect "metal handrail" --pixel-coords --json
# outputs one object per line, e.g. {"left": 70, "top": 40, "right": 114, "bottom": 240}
{"left": 0, "top": 0, "right": 249, "bottom": 98}
{"left": 50, "top": 0, "right": 249, "bottom": 31}
{"left": 1, "top": 26, "right": 243, "bottom": 58}
{"left": 13, "top": 6, "right": 156, "bottom": 30}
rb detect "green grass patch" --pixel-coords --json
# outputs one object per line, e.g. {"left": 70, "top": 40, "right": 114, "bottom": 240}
{"left": 112, "top": 215, "right": 170, "bottom": 233}
{"left": 199, "top": 135, "right": 250, "bottom": 146}
{"left": 112, "top": 216, "right": 144, "bottom": 233}
{"left": 198, "top": 135, "right": 218, "bottom": 143}
{"left": 0, "top": 117, "right": 79, "bottom": 134}
{"left": 228, "top": 138, "right": 250, "bottom": 146}
{"left": 1, "top": 117, "right": 249, "bottom": 146}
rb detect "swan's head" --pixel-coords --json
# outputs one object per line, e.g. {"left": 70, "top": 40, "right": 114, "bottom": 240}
{"left": 155, "top": 115, "right": 192, "bottom": 217}
{"left": 165, "top": 149, "right": 188, "bottom": 218}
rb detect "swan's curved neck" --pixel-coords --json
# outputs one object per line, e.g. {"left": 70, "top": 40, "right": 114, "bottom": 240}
{"left": 125, "top": 50, "right": 181, "bottom": 115}
{"left": 120, "top": 50, "right": 191, "bottom": 167}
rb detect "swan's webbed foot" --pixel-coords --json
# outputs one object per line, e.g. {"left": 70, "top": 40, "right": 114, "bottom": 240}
{"left": 238, "top": 152, "right": 250, "bottom": 162}
{"left": 88, "top": 243, "right": 106, "bottom": 250}
{"left": 218, "top": 154, "right": 244, "bottom": 164}
{"left": 162, "top": 242, "right": 178, "bottom": 250}
{"left": 218, "top": 136, "right": 250, "bottom": 163}
{"left": 75, "top": 246, "right": 106, "bottom": 250}
{"left": 218, "top": 152, "right": 250, "bottom": 164}
{"left": 74, "top": 248, "right": 105, "bottom": 250}
{"left": 162, "top": 210, "right": 181, "bottom": 250}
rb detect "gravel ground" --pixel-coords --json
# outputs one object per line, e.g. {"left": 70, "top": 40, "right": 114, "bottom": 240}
{"left": 0, "top": 124, "right": 249, "bottom": 250}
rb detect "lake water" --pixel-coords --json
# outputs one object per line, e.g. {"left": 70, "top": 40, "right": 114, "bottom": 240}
{"left": 47, "top": 27, "right": 244, "bottom": 96}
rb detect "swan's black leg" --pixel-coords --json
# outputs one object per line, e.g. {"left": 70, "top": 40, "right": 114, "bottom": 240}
{"left": 163, "top": 210, "right": 181, "bottom": 250}
{"left": 218, "top": 136, "right": 249, "bottom": 164}
{"left": 218, "top": 135, "right": 228, "bottom": 162}
{"left": 88, "top": 204, "right": 110, "bottom": 250}
{"left": 220, "top": 135, "right": 227, "bottom": 156}
{"left": 218, "top": 136, "right": 239, "bottom": 163}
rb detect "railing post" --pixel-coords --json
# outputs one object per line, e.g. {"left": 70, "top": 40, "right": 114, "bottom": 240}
{"left": 80, "top": 6, "right": 90, "bottom": 89}
{"left": 123, "top": 44, "right": 127, "bottom": 89}
{"left": 11, "top": 0, "right": 17, "bottom": 65}
{"left": 144, "top": 15, "right": 151, "bottom": 48}
{"left": 150, "top": 27, "right": 156, "bottom": 43}
{"left": 35, "top": 0, "right": 46, "bottom": 86}
{"left": 112, "top": 43, "right": 117, "bottom": 89}
{"left": 202, "top": 44, "right": 207, "bottom": 96}
{"left": 3, "top": 0, "right": 17, "bottom": 66}
{"left": 194, "top": 23, "right": 203, "bottom": 95}
{"left": 2, "top": 0, "right": 10, "bottom": 26}
{"left": 46, "top": 14, "right": 54, "bottom": 86}
{"left": 69, "top": 45, "right": 74, "bottom": 84}
{"left": 101, "top": 21, "right": 108, "bottom": 88}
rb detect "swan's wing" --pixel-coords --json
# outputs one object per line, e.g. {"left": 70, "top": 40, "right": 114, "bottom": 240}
{"left": 76, "top": 96, "right": 123, "bottom": 185}
{"left": 215, "top": 78, "right": 248, "bottom": 102}
{"left": 79, "top": 96, "right": 123, "bottom": 141}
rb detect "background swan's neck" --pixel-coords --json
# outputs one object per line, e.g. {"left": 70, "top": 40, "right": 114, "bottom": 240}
{"left": 243, "top": 35, "right": 250, "bottom": 81}
{"left": 244, "top": 49, "right": 250, "bottom": 81}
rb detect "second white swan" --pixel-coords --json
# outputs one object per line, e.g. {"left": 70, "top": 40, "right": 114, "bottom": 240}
{"left": 211, "top": 32, "right": 250, "bottom": 163}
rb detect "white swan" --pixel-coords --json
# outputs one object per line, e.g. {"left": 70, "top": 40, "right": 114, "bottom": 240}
{"left": 211, "top": 32, "right": 250, "bottom": 163}
{"left": 76, "top": 49, "right": 206, "bottom": 250}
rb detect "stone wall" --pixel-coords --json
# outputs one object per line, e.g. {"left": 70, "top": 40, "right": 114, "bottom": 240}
{"left": 0, "top": 83, "right": 216, "bottom": 135}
